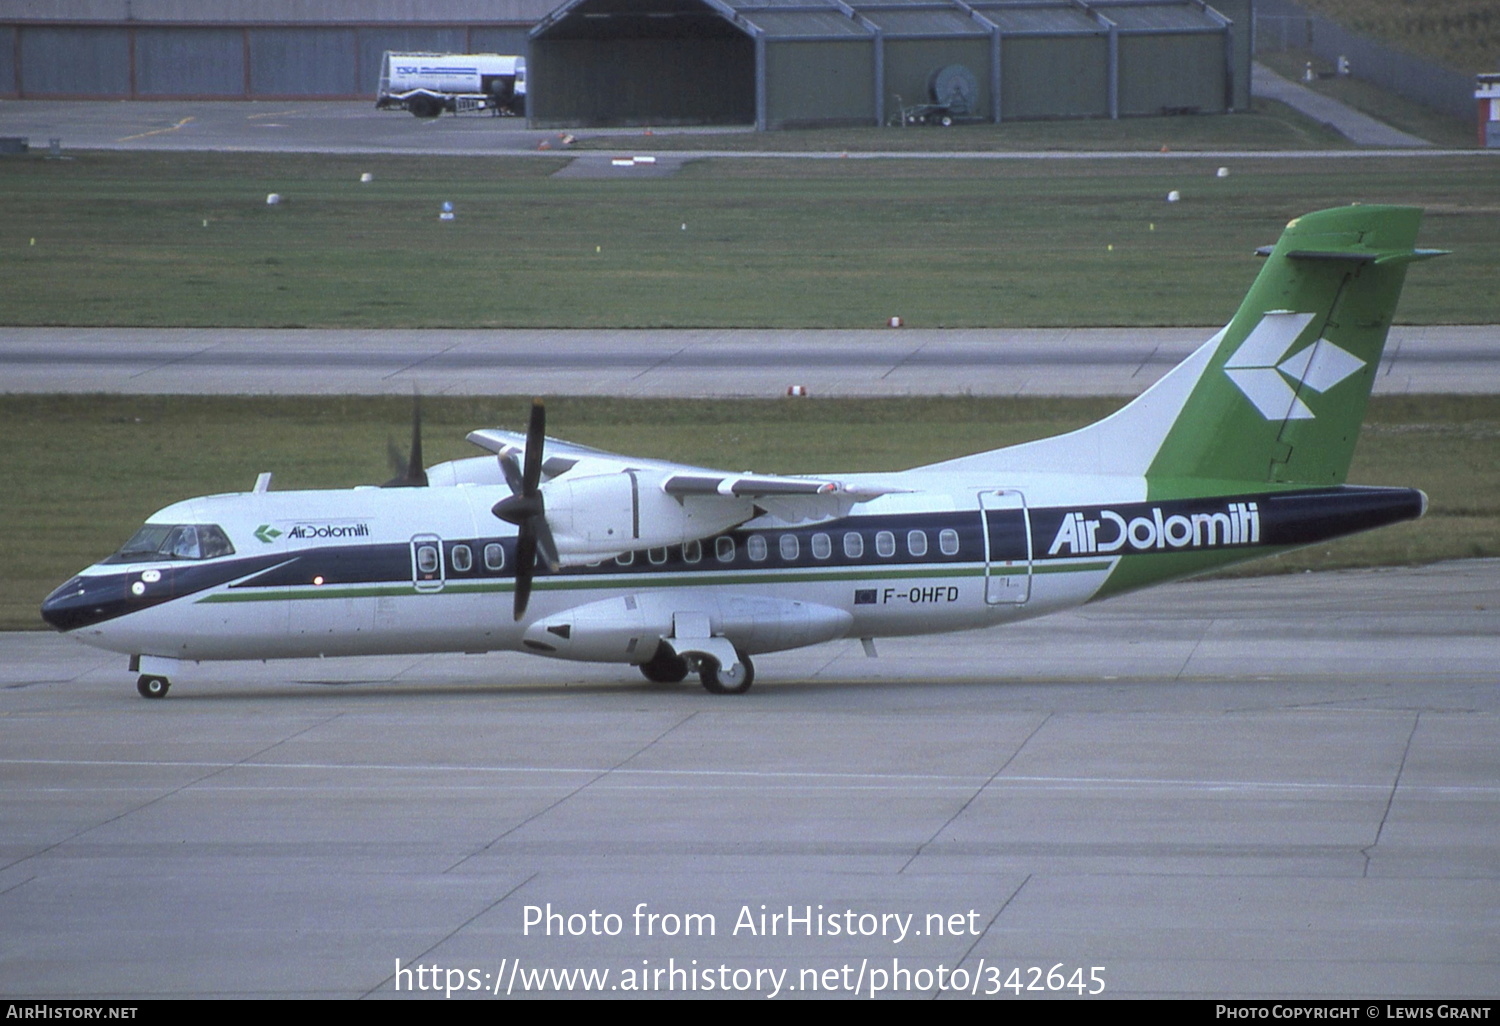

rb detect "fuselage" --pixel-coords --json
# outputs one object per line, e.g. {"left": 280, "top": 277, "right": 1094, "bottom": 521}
{"left": 41, "top": 468, "right": 1423, "bottom": 666}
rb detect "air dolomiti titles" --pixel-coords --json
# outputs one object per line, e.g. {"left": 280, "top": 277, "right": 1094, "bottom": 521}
{"left": 1048, "top": 501, "right": 1260, "bottom": 557}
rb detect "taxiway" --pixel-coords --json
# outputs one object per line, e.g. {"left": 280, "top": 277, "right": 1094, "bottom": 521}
{"left": 4, "top": 561, "right": 1497, "bottom": 998}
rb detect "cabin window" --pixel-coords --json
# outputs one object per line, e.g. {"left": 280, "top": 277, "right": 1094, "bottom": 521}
{"left": 747, "top": 535, "right": 768, "bottom": 562}
{"left": 779, "top": 534, "right": 799, "bottom": 560}
{"left": 940, "top": 529, "right": 960, "bottom": 555}
{"left": 876, "top": 531, "right": 896, "bottom": 557}
{"left": 615, "top": 550, "right": 635, "bottom": 566}
{"left": 812, "top": 533, "right": 832, "bottom": 560}
{"left": 843, "top": 532, "right": 864, "bottom": 559}
{"left": 716, "top": 537, "right": 735, "bottom": 562}
{"left": 648, "top": 547, "right": 668, "bottom": 565}
{"left": 107, "top": 523, "right": 235, "bottom": 563}
{"left": 484, "top": 543, "right": 505, "bottom": 570}
{"left": 451, "top": 544, "right": 473, "bottom": 572}
{"left": 416, "top": 544, "right": 440, "bottom": 574}
{"left": 683, "top": 540, "right": 702, "bottom": 564}
{"left": 907, "top": 530, "right": 928, "bottom": 557}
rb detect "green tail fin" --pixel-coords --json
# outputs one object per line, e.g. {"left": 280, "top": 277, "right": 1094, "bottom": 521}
{"left": 1147, "top": 205, "right": 1443, "bottom": 496}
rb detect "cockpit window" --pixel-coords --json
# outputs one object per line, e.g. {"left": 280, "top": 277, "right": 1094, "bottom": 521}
{"left": 105, "top": 524, "right": 235, "bottom": 563}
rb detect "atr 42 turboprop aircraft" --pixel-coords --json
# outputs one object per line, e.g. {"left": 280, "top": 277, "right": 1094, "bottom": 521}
{"left": 44, "top": 206, "right": 1442, "bottom": 698}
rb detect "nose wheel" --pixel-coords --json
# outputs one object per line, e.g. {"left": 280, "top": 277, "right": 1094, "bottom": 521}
{"left": 136, "top": 675, "right": 170, "bottom": 699}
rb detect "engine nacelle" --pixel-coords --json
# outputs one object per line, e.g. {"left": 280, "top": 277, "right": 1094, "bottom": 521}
{"left": 543, "top": 472, "right": 750, "bottom": 563}
{"left": 520, "top": 591, "right": 853, "bottom": 663}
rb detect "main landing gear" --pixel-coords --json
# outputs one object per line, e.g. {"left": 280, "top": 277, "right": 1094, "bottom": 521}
{"left": 637, "top": 645, "right": 755, "bottom": 695}
{"left": 136, "top": 675, "right": 170, "bottom": 699}
{"left": 638, "top": 646, "right": 689, "bottom": 684}
{"left": 699, "top": 652, "right": 754, "bottom": 695}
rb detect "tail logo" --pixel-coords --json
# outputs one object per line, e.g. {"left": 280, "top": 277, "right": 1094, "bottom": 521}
{"left": 1224, "top": 311, "right": 1366, "bottom": 421}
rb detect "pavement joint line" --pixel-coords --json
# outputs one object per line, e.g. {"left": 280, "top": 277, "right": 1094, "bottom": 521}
{"left": 382, "top": 340, "right": 461, "bottom": 381}
{"left": 125, "top": 340, "right": 220, "bottom": 381}
{"left": 1364, "top": 712, "right": 1422, "bottom": 878}
{"left": 364, "top": 870, "right": 538, "bottom": 1000}
{"left": 899, "top": 713, "right": 1051, "bottom": 875}
{"left": 440, "top": 711, "right": 701, "bottom": 875}
{"left": 1132, "top": 344, "right": 1162, "bottom": 380}
{"left": 0, "top": 712, "right": 343, "bottom": 876}
{"left": 630, "top": 342, "right": 691, "bottom": 382}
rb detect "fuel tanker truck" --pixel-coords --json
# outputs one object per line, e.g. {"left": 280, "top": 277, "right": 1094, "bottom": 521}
{"left": 376, "top": 52, "right": 526, "bottom": 118}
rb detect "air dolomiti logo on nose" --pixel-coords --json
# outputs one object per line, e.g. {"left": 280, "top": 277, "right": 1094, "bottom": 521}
{"left": 287, "top": 523, "right": 371, "bottom": 540}
{"left": 1224, "top": 311, "right": 1365, "bottom": 420}
{"left": 1048, "top": 502, "right": 1260, "bottom": 556}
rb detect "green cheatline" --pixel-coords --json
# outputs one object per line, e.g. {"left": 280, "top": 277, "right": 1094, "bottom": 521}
{"left": 198, "top": 559, "right": 1120, "bottom": 605}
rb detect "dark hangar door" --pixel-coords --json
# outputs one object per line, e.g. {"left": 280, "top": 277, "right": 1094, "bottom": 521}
{"left": 530, "top": 0, "right": 755, "bottom": 127}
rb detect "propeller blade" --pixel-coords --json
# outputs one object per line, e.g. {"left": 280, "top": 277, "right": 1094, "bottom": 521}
{"left": 498, "top": 452, "right": 524, "bottom": 496}
{"left": 533, "top": 516, "right": 561, "bottom": 573}
{"left": 407, "top": 395, "right": 427, "bottom": 486}
{"left": 385, "top": 437, "right": 407, "bottom": 481}
{"left": 381, "top": 393, "right": 428, "bottom": 487}
{"left": 512, "top": 528, "right": 536, "bottom": 620}
{"left": 498, "top": 398, "right": 550, "bottom": 620}
{"left": 523, "top": 398, "right": 545, "bottom": 493}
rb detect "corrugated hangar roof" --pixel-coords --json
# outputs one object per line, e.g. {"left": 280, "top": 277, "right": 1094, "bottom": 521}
{"left": 858, "top": 8, "right": 990, "bottom": 38}
{"left": 539, "top": 0, "right": 1005, "bottom": 43}
{"left": 966, "top": 3, "right": 1098, "bottom": 34}
{"left": 1102, "top": 2, "right": 1226, "bottom": 32}
{"left": 969, "top": 2, "right": 1103, "bottom": 35}
{"left": 710, "top": 1, "right": 871, "bottom": 40}
{"left": 729, "top": 7, "right": 874, "bottom": 39}
{"left": 968, "top": 1, "right": 1223, "bottom": 35}
{"left": 538, "top": 0, "right": 1227, "bottom": 43}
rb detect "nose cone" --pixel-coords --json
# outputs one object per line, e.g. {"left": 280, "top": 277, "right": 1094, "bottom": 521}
{"left": 41, "top": 574, "right": 126, "bottom": 632}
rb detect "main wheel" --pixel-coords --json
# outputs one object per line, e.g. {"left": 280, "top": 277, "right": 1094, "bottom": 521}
{"left": 700, "top": 651, "right": 754, "bottom": 695}
{"left": 409, "top": 96, "right": 442, "bottom": 118}
{"left": 136, "top": 675, "right": 170, "bottom": 699}
{"left": 639, "top": 646, "right": 689, "bottom": 684}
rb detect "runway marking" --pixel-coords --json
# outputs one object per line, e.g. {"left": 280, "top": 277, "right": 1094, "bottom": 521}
{"left": 116, "top": 117, "right": 194, "bottom": 143}
{"left": 247, "top": 110, "right": 299, "bottom": 120}
{"left": 5, "top": 758, "right": 1497, "bottom": 796}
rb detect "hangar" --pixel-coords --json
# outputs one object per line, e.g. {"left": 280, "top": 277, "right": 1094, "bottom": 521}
{"left": 0, "top": 0, "right": 1249, "bottom": 130}
{"left": 530, "top": 0, "right": 1252, "bottom": 129}
{"left": 0, "top": 1, "right": 551, "bottom": 100}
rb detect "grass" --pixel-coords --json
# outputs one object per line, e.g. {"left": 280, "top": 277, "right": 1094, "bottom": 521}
{"left": 1257, "top": 49, "right": 1477, "bottom": 149}
{"left": 1278, "top": 0, "right": 1500, "bottom": 77}
{"left": 567, "top": 101, "right": 1352, "bottom": 153}
{"left": 5, "top": 393, "right": 1497, "bottom": 632}
{"left": 1, "top": 150, "right": 1497, "bottom": 329}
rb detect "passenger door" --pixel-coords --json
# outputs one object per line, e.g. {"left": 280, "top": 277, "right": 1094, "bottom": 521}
{"left": 979, "top": 490, "right": 1032, "bottom": 604}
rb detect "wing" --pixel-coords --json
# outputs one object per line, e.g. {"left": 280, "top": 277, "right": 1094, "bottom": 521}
{"left": 463, "top": 428, "right": 903, "bottom": 563}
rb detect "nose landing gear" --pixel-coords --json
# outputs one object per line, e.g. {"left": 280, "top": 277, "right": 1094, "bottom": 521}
{"left": 136, "top": 675, "right": 171, "bottom": 699}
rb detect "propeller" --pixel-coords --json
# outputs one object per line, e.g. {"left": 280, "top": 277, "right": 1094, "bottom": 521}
{"left": 381, "top": 393, "right": 429, "bottom": 488}
{"left": 491, "top": 398, "right": 560, "bottom": 620}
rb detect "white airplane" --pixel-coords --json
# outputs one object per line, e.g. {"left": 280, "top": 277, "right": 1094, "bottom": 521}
{"left": 43, "top": 206, "right": 1442, "bottom": 698}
